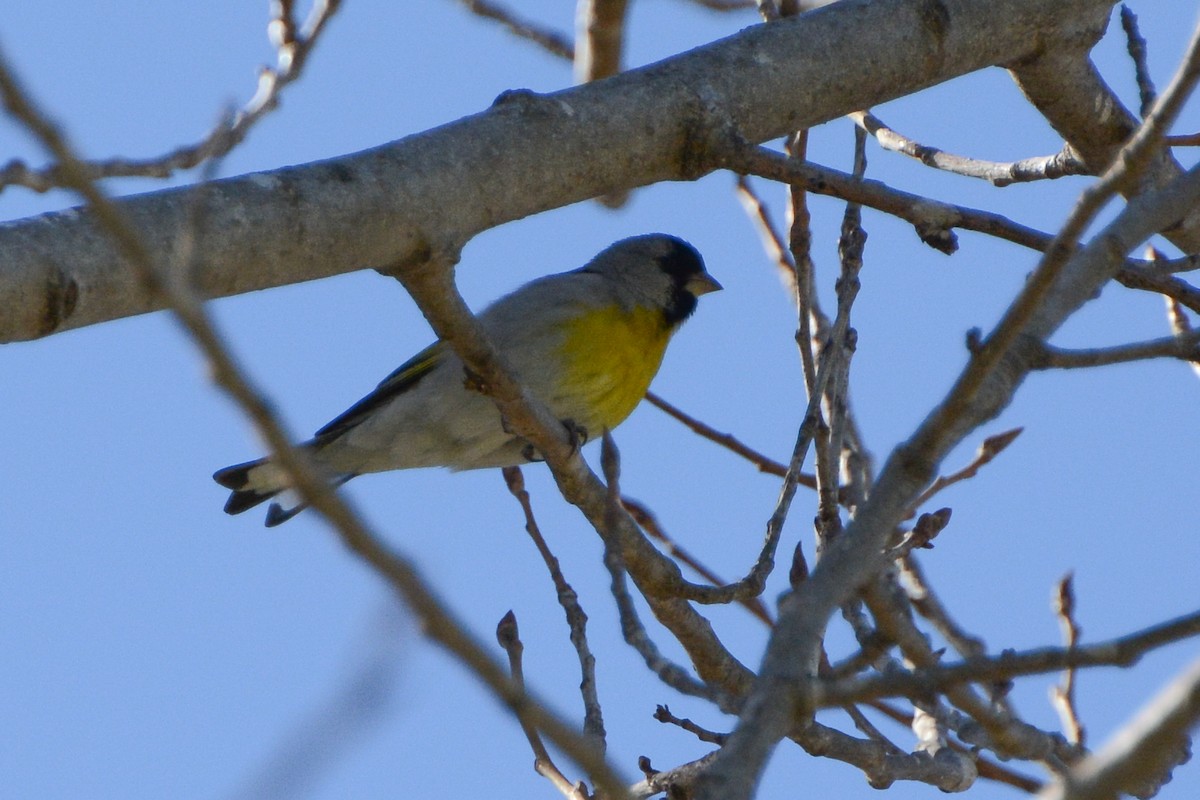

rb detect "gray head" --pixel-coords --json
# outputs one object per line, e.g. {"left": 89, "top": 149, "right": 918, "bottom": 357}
{"left": 580, "top": 234, "right": 721, "bottom": 325}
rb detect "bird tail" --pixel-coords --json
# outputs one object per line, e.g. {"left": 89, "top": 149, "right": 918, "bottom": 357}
{"left": 213, "top": 456, "right": 353, "bottom": 527}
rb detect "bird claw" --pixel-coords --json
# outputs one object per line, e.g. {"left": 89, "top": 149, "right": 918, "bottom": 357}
{"left": 519, "top": 418, "right": 588, "bottom": 463}
{"left": 561, "top": 418, "right": 588, "bottom": 452}
{"left": 462, "top": 367, "right": 488, "bottom": 394}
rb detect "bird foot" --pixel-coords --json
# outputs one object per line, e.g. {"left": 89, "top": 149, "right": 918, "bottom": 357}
{"left": 519, "top": 418, "right": 588, "bottom": 463}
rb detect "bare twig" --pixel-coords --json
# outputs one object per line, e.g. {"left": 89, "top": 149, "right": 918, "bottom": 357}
{"left": 620, "top": 496, "right": 775, "bottom": 625}
{"left": 898, "top": 555, "right": 987, "bottom": 662}
{"left": 497, "top": 612, "right": 594, "bottom": 800}
{"left": 1050, "top": 574, "right": 1086, "bottom": 747}
{"left": 1115, "top": 265, "right": 1200, "bottom": 315}
{"left": 785, "top": 130, "right": 828, "bottom": 391}
{"left": 0, "top": 1, "right": 343, "bottom": 194}
{"left": 1141, "top": 251, "right": 1200, "bottom": 274}
{"left": 503, "top": 466, "right": 606, "bottom": 748}
{"left": 654, "top": 704, "right": 729, "bottom": 744}
{"left": 1027, "top": 330, "right": 1200, "bottom": 369}
{"left": 574, "top": 0, "right": 632, "bottom": 208}
{"left": 1120, "top": 5, "right": 1157, "bottom": 117}
{"left": 645, "top": 392, "right": 792, "bottom": 479}
{"left": 815, "top": 126, "right": 868, "bottom": 553}
{"left": 907, "top": 428, "right": 1023, "bottom": 516}
{"left": 845, "top": 703, "right": 904, "bottom": 753}
{"left": 457, "top": 0, "right": 574, "bottom": 60}
{"left": 598, "top": 436, "right": 727, "bottom": 703}
{"left": 731, "top": 144, "right": 1049, "bottom": 255}
{"left": 852, "top": 110, "right": 1089, "bottom": 186}
{"left": 730, "top": 145, "right": 1200, "bottom": 314}
{"left": 684, "top": 0, "right": 756, "bottom": 10}
{"left": 735, "top": 174, "right": 801, "bottom": 298}
{"left": 821, "top": 608, "right": 1200, "bottom": 706}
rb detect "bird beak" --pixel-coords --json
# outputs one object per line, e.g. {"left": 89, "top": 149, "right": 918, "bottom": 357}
{"left": 687, "top": 272, "right": 723, "bottom": 296}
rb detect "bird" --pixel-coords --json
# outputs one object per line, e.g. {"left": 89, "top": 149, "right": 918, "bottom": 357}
{"left": 213, "top": 233, "right": 721, "bottom": 526}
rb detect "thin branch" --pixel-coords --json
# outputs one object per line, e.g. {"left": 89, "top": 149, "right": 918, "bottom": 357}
{"left": 898, "top": 555, "right": 987, "bottom": 663}
{"left": 864, "top": 570, "right": 1077, "bottom": 770}
{"left": 1140, "top": 251, "right": 1200, "bottom": 274}
{"left": 683, "top": 0, "right": 756, "bottom": 10}
{"left": 0, "top": 0, "right": 343, "bottom": 194}
{"left": 1115, "top": 266, "right": 1200, "bottom": 315}
{"left": 906, "top": 427, "right": 1023, "bottom": 516}
{"left": 503, "top": 466, "right": 606, "bottom": 748}
{"left": 1120, "top": 5, "right": 1157, "bottom": 118}
{"left": 457, "top": 0, "right": 574, "bottom": 60}
{"left": 820, "top": 609, "right": 1200, "bottom": 706}
{"left": 620, "top": 496, "right": 775, "bottom": 625}
{"left": 497, "top": 612, "right": 594, "bottom": 800}
{"left": 1028, "top": 330, "right": 1200, "bottom": 369}
{"left": 645, "top": 392, "right": 792, "bottom": 479}
{"left": 786, "top": 130, "right": 827, "bottom": 393}
{"left": 815, "top": 125, "right": 868, "bottom": 554}
{"left": 598, "top": 436, "right": 727, "bottom": 703}
{"left": 844, "top": 704, "right": 904, "bottom": 754}
{"left": 734, "top": 174, "right": 801, "bottom": 300}
{"left": 1158, "top": 247, "right": 1200, "bottom": 381}
{"left": 731, "top": 144, "right": 1049, "bottom": 255}
{"left": 654, "top": 705, "right": 729, "bottom": 745}
{"left": 852, "top": 110, "right": 1089, "bottom": 186}
{"left": 732, "top": 144, "right": 1200, "bottom": 314}
{"left": 1050, "top": 574, "right": 1086, "bottom": 747}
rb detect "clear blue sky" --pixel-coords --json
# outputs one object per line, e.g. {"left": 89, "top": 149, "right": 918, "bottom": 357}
{"left": 2, "top": 3, "right": 1198, "bottom": 799}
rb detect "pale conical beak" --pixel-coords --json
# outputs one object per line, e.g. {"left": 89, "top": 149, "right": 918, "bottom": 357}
{"left": 687, "top": 272, "right": 723, "bottom": 296}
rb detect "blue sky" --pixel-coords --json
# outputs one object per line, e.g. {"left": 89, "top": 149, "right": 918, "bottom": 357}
{"left": 2, "top": 2, "right": 1199, "bottom": 799}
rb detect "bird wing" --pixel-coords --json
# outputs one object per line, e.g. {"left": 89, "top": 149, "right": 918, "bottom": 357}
{"left": 312, "top": 341, "right": 447, "bottom": 441}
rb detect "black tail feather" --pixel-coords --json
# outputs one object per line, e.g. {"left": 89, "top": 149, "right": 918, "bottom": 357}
{"left": 214, "top": 457, "right": 357, "bottom": 525}
{"left": 265, "top": 502, "right": 305, "bottom": 527}
{"left": 213, "top": 458, "right": 281, "bottom": 516}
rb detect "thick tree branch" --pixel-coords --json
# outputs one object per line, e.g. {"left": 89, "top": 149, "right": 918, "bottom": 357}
{"left": 1, "top": 0, "right": 1119, "bottom": 343}
{"left": 1010, "top": 33, "right": 1200, "bottom": 250}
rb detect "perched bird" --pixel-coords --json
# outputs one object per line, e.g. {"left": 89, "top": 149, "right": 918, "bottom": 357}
{"left": 214, "top": 233, "right": 721, "bottom": 526}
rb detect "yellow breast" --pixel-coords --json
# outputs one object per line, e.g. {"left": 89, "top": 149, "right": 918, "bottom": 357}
{"left": 557, "top": 305, "right": 673, "bottom": 432}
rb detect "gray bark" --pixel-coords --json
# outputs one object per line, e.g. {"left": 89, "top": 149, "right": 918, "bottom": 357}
{"left": 1, "top": 0, "right": 1119, "bottom": 343}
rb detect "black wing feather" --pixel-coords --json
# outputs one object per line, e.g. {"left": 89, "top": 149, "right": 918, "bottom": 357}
{"left": 313, "top": 342, "right": 445, "bottom": 440}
